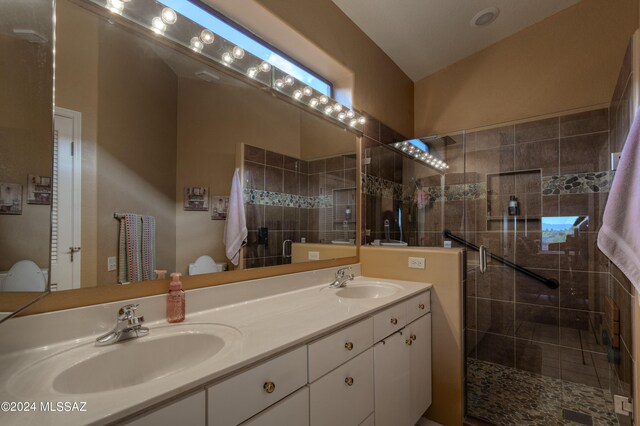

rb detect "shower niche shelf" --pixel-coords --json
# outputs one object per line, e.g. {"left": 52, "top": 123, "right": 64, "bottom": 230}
{"left": 485, "top": 169, "right": 542, "bottom": 221}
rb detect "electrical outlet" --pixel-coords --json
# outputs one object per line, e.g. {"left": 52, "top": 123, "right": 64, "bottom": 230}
{"left": 444, "top": 240, "right": 452, "bottom": 248}
{"left": 611, "top": 152, "right": 622, "bottom": 171}
{"left": 408, "top": 257, "right": 425, "bottom": 269}
{"left": 107, "top": 256, "right": 117, "bottom": 272}
{"left": 308, "top": 251, "right": 320, "bottom": 260}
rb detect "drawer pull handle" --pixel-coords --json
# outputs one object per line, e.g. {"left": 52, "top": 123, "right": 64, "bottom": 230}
{"left": 345, "top": 377, "right": 354, "bottom": 386}
{"left": 410, "top": 334, "right": 417, "bottom": 341}
{"left": 345, "top": 342, "right": 354, "bottom": 351}
{"left": 263, "top": 382, "right": 276, "bottom": 394}
{"left": 406, "top": 339, "right": 413, "bottom": 346}
{"left": 419, "top": 303, "right": 425, "bottom": 310}
{"left": 390, "top": 318, "right": 398, "bottom": 325}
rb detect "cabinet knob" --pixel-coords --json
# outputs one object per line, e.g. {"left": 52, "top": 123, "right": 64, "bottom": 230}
{"left": 390, "top": 318, "right": 398, "bottom": 325}
{"left": 405, "top": 339, "right": 413, "bottom": 346}
{"left": 345, "top": 377, "right": 354, "bottom": 386}
{"left": 418, "top": 303, "right": 425, "bottom": 310}
{"left": 410, "top": 334, "right": 417, "bottom": 341}
{"left": 344, "top": 341, "right": 354, "bottom": 351}
{"left": 263, "top": 381, "right": 276, "bottom": 394}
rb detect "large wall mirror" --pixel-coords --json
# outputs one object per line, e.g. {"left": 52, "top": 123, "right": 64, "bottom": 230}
{"left": 0, "top": 0, "right": 358, "bottom": 315}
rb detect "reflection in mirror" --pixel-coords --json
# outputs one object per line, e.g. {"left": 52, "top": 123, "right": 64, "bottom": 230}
{"left": 45, "top": 0, "right": 357, "bottom": 290}
{"left": 0, "top": 0, "right": 54, "bottom": 299}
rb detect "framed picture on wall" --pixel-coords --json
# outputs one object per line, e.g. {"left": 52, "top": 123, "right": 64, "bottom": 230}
{"left": 27, "top": 175, "right": 52, "bottom": 205}
{"left": 184, "top": 186, "right": 209, "bottom": 211}
{"left": 211, "top": 196, "right": 229, "bottom": 220}
{"left": 0, "top": 183, "right": 23, "bottom": 215}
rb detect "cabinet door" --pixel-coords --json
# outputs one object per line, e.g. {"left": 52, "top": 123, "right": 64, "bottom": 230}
{"left": 124, "top": 391, "right": 205, "bottom": 426}
{"left": 310, "top": 348, "right": 374, "bottom": 426}
{"left": 373, "top": 330, "right": 410, "bottom": 426}
{"left": 408, "top": 313, "right": 432, "bottom": 424}
{"left": 242, "top": 387, "right": 309, "bottom": 426}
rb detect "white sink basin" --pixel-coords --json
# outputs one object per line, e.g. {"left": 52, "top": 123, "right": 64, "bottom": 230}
{"left": 8, "top": 323, "right": 241, "bottom": 396}
{"left": 329, "top": 281, "right": 401, "bottom": 299}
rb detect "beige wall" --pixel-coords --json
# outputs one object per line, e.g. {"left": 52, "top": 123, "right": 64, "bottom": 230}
{"left": 360, "top": 246, "right": 465, "bottom": 426}
{"left": 254, "top": 0, "right": 414, "bottom": 137}
{"left": 414, "top": 0, "right": 639, "bottom": 135}
{"left": 291, "top": 243, "right": 355, "bottom": 264}
{"left": 0, "top": 34, "right": 53, "bottom": 271}
{"left": 299, "top": 113, "right": 356, "bottom": 160}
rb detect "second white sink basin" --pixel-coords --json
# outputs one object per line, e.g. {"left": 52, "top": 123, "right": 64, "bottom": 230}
{"left": 8, "top": 323, "right": 241, "bottom": 396}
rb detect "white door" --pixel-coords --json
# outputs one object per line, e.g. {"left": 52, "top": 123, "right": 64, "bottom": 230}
{"left": 408, "top": 313, "right": 432, "bottom": 424}
{"left": 373, "top": 330, "right": 410, "bottom": 426}
{"left": 51, "top": 108, "right": 81, "bottom": 291}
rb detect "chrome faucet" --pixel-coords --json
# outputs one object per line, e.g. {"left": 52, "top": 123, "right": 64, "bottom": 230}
{"left": 95, "top": 304, "right": 149, "bottom": 346}
{"left": 329, "top": 267, "right": 354, "bottom": 288}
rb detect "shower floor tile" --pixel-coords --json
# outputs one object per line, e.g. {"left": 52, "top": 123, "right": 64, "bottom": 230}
{"left": 467, "top": 359, "right": 618, "bottom": 425}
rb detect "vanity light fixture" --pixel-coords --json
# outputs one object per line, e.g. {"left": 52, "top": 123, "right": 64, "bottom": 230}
{"left": 151, "top": 17, "right": 166, "bottom": 34}
{"left": 232, "top": 46, "right": 245, "bottom": 59}
{"left": 358, "top": 116, "right": 366, "bottom": 124}
{"left": 302, "top": 86, "right": 313, "bottom": 96}
{"left": 190, "top": 36, "right": 204, "bottom": 53}
{"left": 309, "top": 98, "right": 319, "bottom": 107}
{"left": 259, "top": 61, "right": 272, "bottom": 73}
{"left": 333, "top": 103, "right": 343, "bottom": 112}
{"left": 319, "top": 96, "right": 329, "bottom": 105}
{"left": 349, "top": 119, "right": 357, "bottom": 127}
{"left": 221, "top": 52, "right": 234, "bottom": 65}
{"left": 324, "top": 105, "right": 334, "bottom": 115}
{"left": 346, "top": 110, "right": 355, "bottom": 119}
{"left": 161, "top": 7, "right": 177, "bottom": 25}
{"left": 106, "top": 0, "right": 125, "bottom": 14}
{"left": 392, "top": 141, "right": 449, "bottom": 172}
{"left": 275, "top": 79, "right": 284, "bottom": 88}
{"left": 200, "top": 29, "right": 214, "bottom": 44}
{"left": 293, "top": 90, "right": 303, "bottom": 99}
{"left": 284, "top": 75, "right": 294, "bottom": 86}
{"left": 338, "top": 112, "right": 346, "bottom": 120}
{"left": 247, "top": 67, "right": 258, "bottom": 78}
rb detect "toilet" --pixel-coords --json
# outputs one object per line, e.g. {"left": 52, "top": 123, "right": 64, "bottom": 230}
{"left": 1, "top": 260, "right": 47, "bottom": 292}
{"left": 189, "top": 255, "right": 225, "bottom": 275}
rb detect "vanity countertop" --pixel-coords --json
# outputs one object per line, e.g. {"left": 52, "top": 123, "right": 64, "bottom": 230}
{"left": 0, "top": 269, "right": 431, "bottom": 426}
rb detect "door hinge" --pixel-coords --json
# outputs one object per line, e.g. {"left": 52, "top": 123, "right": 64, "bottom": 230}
{"left": 71, "top": 141, "right": 74, "bottom": 156}
{"left": 614, "top": 395, "right": 633, "bottom": 416}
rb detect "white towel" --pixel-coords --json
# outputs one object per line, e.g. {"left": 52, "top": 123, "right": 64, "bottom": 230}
{"left": 598, "top": 109, "right": 640, "bottom": 295}
{"left": 224, "top": 168, "right": 248, "bottom": 266}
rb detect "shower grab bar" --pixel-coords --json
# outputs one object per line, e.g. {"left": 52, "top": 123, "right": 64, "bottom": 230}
{"left": 443, "top": 230, "right": 559, "bottom": 289}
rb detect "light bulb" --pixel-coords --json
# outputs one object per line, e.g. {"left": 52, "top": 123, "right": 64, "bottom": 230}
{"left": 232, "top": 46, "right": 245, "bottom": 59}
{"left": 247, "top": 67, "right": 258, "bottom": 78}
{"left": 333, "top": 104, "right": 343, "bottom": 112}
{"left": 161, "top": 7, "right": 177, "bottom": 25}
{"left": 309, "top": 98, "right": 319, "bottom": 107}
{"left": 358, "top": 117, "right": 366, "bottom": 124}
{"left": 222, "top": 52, "right": 234, "bottom": 65}
{"left": 346, "top": 110, "right": 355, "bottom": 118}
{"left": 200, "top": 29, "right": 214, "bottom": 44}
{"left": 275, "top": 79, "right": 284, "bottom": 88}
{"left": 190, "top": 37, "right": 203, "bottom": 53}
{"left": 324, "top": 105, "right": 334, "bottom": 115}
{"left": 349, "top": 119, "right": 357, "bottom": 127}
{"left": 319, "top": 96, "right": 329, "bottom": 104}
{"left": 293, "top": 90, "right": 303, "bottom": 99}
{"left": 259, "top": 61, "right": 271, "bottom": 72}
{"left": 106, "top": 0, "right": 124, "bottom": 14}
{"left": 338, "top": 112, "right": 346, "bottom": 120}
{"left": 151, "top": 17, "right": 166, "bottom": 34}
{"left": 302, "top": 86, "right": 313, "bottom": 96}
{"left": 284, "top": 75, "right": 294, "bottom": 86}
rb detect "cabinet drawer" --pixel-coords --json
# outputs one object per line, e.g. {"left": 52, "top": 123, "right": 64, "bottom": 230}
{"left": 125, "top": 391, "right": 205, "bottom": 426}
{"left": 241, "top": 387, "right": 309, "bottom": 426}
{"left": 208, "top": 346, "right": 307, "bottom": 426}
{"left": 406, "top": 291, "right": 430, "bottom": 323}
{"left": 308, "top": 317, "right": 373, "bottom": 382}
{"left": 373, "top": 302, "right": 407, "bottom": 342}
{"left": 309, "top": 348, "right": 374, "bottom": 426}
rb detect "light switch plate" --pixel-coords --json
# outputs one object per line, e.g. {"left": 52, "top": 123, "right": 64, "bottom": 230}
{"left": 408, "top": 257, "right": 425, "bottom": 269}
{"left": 308, "top": 251, "right": 320, "bottom": 260}
{"left": 107, "top": 256, "right": 117, "bottom": 272}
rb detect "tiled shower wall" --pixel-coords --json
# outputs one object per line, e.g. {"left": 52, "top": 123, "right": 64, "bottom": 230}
{"left": 243, "top": 145, "right": 356, "bottom": 268}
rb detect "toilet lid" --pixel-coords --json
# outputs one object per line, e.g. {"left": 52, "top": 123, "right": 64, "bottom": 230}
{"left": 189, "top": 255, "right": 218, "bottom": 275}
{"left": 3, "top": 260, "right": 47, "bottom": 292}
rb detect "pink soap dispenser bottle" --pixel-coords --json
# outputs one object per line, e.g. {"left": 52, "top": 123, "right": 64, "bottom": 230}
{"left": 167, "top": 272, "right": 185, "bottom": 323}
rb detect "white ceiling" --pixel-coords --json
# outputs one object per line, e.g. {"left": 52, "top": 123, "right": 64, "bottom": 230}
{"left": 332, "top": 0, "right": 581, "bottom": 81}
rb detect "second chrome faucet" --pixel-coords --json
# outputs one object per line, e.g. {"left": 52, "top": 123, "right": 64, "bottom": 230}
{"left": 329, "top": 266, "right": 354, "bottom": 288}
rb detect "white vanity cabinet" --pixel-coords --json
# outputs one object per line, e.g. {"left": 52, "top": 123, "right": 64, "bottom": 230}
{"left": 124, "top": 390, "right": 206, "bottom": 426}
{"left": 241, "top": 387, "right": 309, "bottom": 426}
{"left": 207, "top": 346, "right": 308, "bottom": 426}
{"left": 374, "top": 295, "right": 432, "bottom": 426}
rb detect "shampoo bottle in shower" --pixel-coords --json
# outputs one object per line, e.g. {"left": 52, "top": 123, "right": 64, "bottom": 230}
{"left": 508, "top": 195, "right": 520, "bottom": 216}
{"left": 167, "top": 272, "right": 185, "bottom": 323}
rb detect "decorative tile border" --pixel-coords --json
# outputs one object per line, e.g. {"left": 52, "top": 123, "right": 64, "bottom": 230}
{"left": 244, "top": 188, "right": 332, "bottom": 208}
{"left": 543, "top": 171, "right": 613, "bottom": 195}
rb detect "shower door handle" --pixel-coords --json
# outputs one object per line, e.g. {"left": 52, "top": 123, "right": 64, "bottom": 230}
{"left": 479, "top": 245, "right": 487, "bottom": 273}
